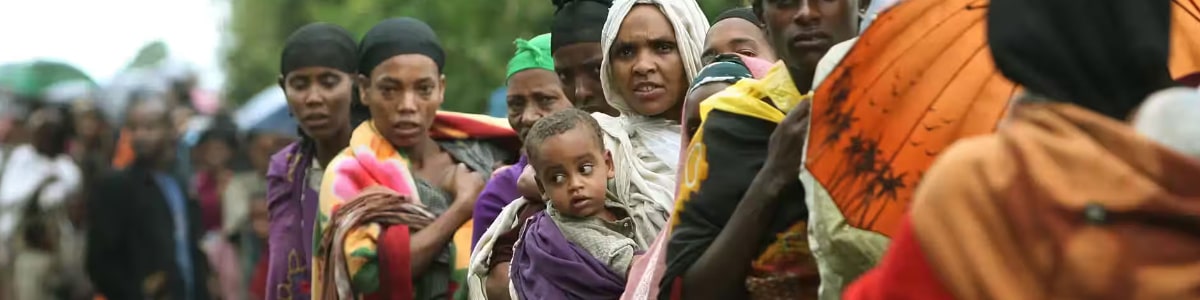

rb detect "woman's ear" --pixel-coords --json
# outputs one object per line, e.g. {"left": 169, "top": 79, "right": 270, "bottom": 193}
{"left": 357, "top": 74, "right": 371, "bottom": 105}
{"left": 604, "top": 150, "right": 615, "bottom": 179}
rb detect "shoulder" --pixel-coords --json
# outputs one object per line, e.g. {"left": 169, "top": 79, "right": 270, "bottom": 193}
{"left": 267, "top": 142, "right": 302, "bottom": 178}
{"left": 911, "top": 135, "right": 1016, "bottom": 212}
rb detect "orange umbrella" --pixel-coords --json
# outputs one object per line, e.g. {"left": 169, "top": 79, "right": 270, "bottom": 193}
{"left": 806, "top": 0, "right": 1200, "bottom": 239}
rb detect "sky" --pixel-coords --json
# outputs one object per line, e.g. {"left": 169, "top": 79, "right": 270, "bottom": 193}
{"left": 0, "top": 0, "right": 228, "bottom": 90}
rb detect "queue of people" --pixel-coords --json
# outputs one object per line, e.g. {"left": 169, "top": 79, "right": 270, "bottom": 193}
{"left": 1, "top": 0, "right": 1197, "bottom": 299}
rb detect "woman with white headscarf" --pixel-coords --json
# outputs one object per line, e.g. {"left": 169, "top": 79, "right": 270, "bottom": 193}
{"left": 506, "top": 1, "right": 708, "bottom": 298}
{"left": 594, "top": 0, "right": 709, "bottom": 246}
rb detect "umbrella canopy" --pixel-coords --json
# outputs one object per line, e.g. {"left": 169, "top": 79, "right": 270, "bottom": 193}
{"left": 806, "top": 0, "right": 1200, "bottom": 240}
{"left": 235, "top": 87, "right": 297, "bottom": 137}
{"left": 0, "top": 60, "right": 96, "bottom": 99}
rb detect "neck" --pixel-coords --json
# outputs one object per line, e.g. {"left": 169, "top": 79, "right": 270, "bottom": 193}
{"left": 313, "top": 127, "right": 350, "bottom": 167}
{"left": 406, "top": 136, "right": 441, "bottom": 167}
{"left": 788, "top": 64, "right": 816, "bottom": 93}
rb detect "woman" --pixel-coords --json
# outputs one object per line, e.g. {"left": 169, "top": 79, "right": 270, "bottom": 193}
{"left": 314, "top": 17, "right": 516, "bottom": 299}
{"left": 263, "top": 23, "right": 363, "bottom": 300}
{"left": 508, "top": 0, "right": 708, "bottom": 298}
{"left": 467, "top": 33, "right": 572, "bottom": 300}
{"left": 845, "top": 0, "right": 1200, "bottom": 298}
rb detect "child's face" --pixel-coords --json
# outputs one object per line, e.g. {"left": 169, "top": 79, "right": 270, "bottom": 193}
{"left": 532, "top": 126, "right": 613, "bottom": 218}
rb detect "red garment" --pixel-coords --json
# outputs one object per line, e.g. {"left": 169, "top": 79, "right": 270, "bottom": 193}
{"left": 250, "top": 247, "right": 270, "bottom": 300}
{"left": 842, "top": 218, "right": 954, "bottom": 300}
{"left": 365, "top": 225, "right": 414, "bottom": 300}
{"left": 193, "top": 171, "right": 225, "bottom": 232}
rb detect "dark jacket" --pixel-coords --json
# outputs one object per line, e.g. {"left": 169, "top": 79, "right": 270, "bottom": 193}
{"left": 86, "top": 167, "right": 211, "bottom": 300}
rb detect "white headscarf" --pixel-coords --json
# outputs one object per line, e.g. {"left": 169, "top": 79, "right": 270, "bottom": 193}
{"left": 594, "top": 0, "right": 709, "bottom": 238}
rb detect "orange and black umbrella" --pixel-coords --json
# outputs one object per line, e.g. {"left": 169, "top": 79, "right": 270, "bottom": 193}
{"left": 806, "top": 0, "right": 1200, "bottom": 239}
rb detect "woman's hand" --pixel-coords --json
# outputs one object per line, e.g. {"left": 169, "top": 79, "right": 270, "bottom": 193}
{"left": 761, "top": 100, "right": 811, "bottom": 186}
{"left": 516, "top": 165, "right": 542, "bottom": 202}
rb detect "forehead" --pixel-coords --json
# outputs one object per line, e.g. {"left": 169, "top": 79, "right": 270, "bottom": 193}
{"left": 616, "top": 5, "right": 677, "bottom": 43}
{"left": 371, "top": 54, "right": 440, "bottom": 81}
{"left": 706, "top": 18, "right": 763, "bottom": 44}
{"left": 533, "top": 126, "right": 601, "bottom": 164}
{"left": 285, "top": 66, "right": 346, "bottom": 79}
{"left": 127, "top": 101, "right": 171, "bottom": 124}
{"left": 507, "top": 69, "right": 562, "bottom": 94}
{"left": 553, "top": 43, "right": 603, "bottom": 67}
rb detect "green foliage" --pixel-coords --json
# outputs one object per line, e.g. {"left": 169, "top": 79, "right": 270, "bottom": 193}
{"left": 126, "top": 41, "right": 169, "bottom": 70}
{"left": 224, "top": 0, "right": 740, "bottom": 113}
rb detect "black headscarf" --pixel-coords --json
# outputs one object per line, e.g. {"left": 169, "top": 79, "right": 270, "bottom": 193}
{"left": 550, "top": 0, "right": 612, "bottom": 53}
{"left": 281, "top": 23, "right": 358, "bottom": 75}
{"left": 988, "top": 0, "right": 1174, "bottom": 120}
{"left": 713, "top": 7, "right": 761, "bottom": 27}
{"left": 358, "top": 17, "right": 446, "bottom": 76}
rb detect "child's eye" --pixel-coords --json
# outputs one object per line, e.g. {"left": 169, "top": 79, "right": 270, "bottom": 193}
{"left": 553, "top": 174, "right": 566, "bottom": 184}
{"left": 580, "top": 164, "right": 594, "bottom": 175}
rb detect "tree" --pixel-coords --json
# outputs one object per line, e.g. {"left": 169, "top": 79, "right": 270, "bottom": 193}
{"left": 224, "top": 0, "right": 738, "bottom": 113}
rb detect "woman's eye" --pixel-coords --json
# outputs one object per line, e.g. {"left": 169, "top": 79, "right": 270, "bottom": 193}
{"left": 617, "top": 47, "right": 635, "bottom": 58}
{"left": 655, "top": 42, "right": 676, "bottom": 53}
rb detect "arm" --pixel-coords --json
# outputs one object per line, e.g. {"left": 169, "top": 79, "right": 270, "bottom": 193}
{"left": 472, "top": 170, "right": 518, "bottom": 247}
{"left": 85, "top": 175, "right": 137, "bottom": 299}
{"left": 676, "top": 102, "right": 811, "bottom": 300}
{"left": 407, "top": 195, "right": 474, "bottom": 276}
{"left": 485, "top": 262, "right": 514, "bottom": 300}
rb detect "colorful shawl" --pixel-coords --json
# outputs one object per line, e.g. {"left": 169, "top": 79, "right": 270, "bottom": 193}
{"left": 662, "top": 62, "right": 816, "bottom": 299}
{"left": 845, "top": 103, "right": 1200, "bottom": 300}
{"left": 315, "top": 112, "right": 516, "bottom": 299}
{"left": 511, "top": 212, "right": 626, "bottom": 299}
{"left": 264, "top": 142, "right": 319, "bottom": 300}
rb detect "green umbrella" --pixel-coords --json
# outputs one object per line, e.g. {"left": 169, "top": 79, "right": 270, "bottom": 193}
{"left": 0, "top": 60, "right": 97, "bottom": 99}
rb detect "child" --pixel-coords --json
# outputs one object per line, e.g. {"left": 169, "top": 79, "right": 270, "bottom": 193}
{"left": 523, "top": 108, "right": 641, "bottom": 277}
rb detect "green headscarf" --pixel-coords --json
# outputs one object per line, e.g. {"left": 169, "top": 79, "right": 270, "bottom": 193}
{"left": 506, "top": 33, "right": 555, "bottom": 81}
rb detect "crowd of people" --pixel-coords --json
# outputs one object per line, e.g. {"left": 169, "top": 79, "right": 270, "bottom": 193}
{"left": 1, "top": 0, "right": 1198, "bottom": 299}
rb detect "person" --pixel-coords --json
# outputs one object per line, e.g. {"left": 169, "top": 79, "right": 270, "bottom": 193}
{"left": 845, "top": 0, "right": 1200, "bottom": 298}
{"left": 313, "top": 17, "right": 516, "bottom": 299}
{"left": 192, "top": 127, "right": 238, "bottom": 233}
{"left": 467, "top": 33, "right": 573, "bottom": 300}
{"left": 511, "top": 108, "right": 641, "bottom": 299}
{"left": 662, "top": 0, "right": 861, "bottom": 298}
{"left": 264, "top": 22, "right": 363, "bottom": 300}
{"left": 551, "top": 0, "right": 620, "bottom": 116}
{"left": 3, "top": 105, "right": 84, "bottom": 299}
{"left": 700, "top": 7, "right": 777, "bottom": 65}
{"left": 87, "top": 96, "right": 211, "bottom": 300}
{"left": 224, "top": 130, "right": 293, "bottom": 238}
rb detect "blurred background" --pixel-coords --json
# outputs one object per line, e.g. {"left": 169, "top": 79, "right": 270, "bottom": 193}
{"left": 1, "top": 0, "right": 739, "bottom": 117}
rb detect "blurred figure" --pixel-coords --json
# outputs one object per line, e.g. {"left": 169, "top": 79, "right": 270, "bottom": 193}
{"left": 551, "top": 0, "right": 620, "bottom": 116}
{"left": 700, "top": 7, "right": 776, "bottom": 65}
{"left": 192, "top": 125, "right": 238, "bottom": 234}
{"left": 69, "top": 99, "right": 116, "bottom": 193}
{"left": 223, "top": 130, "right": 293, "bottom": 237}
{"left": 87, "top": 96, "right": 211, "bottom": 300}
{"left": 2, "top": 105, "right": 86, "bottom": 299}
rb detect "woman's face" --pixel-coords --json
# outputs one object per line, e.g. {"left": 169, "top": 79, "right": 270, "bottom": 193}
{"left": 555, "top": 43, "right": 618, "bottom": 116}
{"left": 507, "top": 69, "right": 574, "bottom": 140}
{"left": 282, "top": 66, "right": 354, "bottom": 142}
{"left": 702, "top": 18, "right": 777, "bottom": 64}
{"left": 359, "top": 55, "right": 444, "bottom": 149}
{"left": 610, "top": 4, "right": 688, "bottom": 120}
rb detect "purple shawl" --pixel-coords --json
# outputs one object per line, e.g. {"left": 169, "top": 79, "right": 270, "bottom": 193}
{"left": 471, "top": 156, "right": 527, "bottom": 247}
{"left": 264, "top": 142, "right": 318, "bottom": 300}
{"left": 511, "top": 212, "right": 626, "bottom": 299}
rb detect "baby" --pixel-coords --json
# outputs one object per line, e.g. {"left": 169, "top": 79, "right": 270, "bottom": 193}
{"left": 523, "top": 108, "right": 641, "bottom": 277}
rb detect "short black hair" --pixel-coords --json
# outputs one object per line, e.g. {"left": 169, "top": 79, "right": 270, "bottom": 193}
{"left": 123, "top": 89, "right": 175, "bottom": 127}
{"left": 523, "top": 108, "right": 604, "bottom": 164}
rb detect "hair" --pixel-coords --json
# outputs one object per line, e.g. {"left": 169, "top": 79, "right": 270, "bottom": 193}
{"left": 523, "top": 108, "right": 605, "bottom": 164}
{"left": 123, "top": 88, "right": 175, "bottom": 127}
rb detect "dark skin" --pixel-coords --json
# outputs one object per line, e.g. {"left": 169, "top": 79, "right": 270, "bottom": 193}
{"left": 554, "top": 43, "right": 619, "bottom": 116}
{"left": 506, "top": 69, "right": 574, "bottom": 141}
{"left": 678, "top": 0, "right": 859, "bottom": 298}
{"left": 485, "top": 68, "right": 573, "bottom": 300}
{"left": 279, "top": 66, "right": 355, "bottom": 167}
{"left": 701, "top": 18, "right": 778, "bottom": 65}
{"left": 358, "top": 54, "right": 485, "bottom": 278}
{"left": 683, "top": 82, "right": 731, "bottom": 138}
{"left": 127, "top": 99, "right": 177, "bottom": 171}
{"left": 610, "top": 4, "right": 689, "bottom": 122}
{"left": 761, "top": 0, "right": 859, "bottom": 92}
